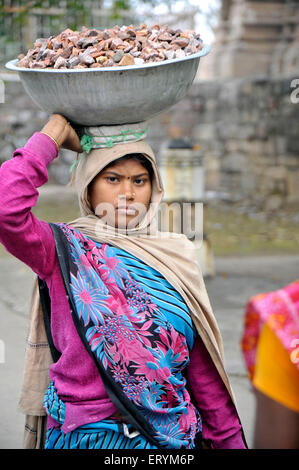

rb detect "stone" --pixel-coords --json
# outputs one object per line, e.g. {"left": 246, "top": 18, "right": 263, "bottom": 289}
{"left": 123, "top": 43, "right": 133, "bottom": 53}
{"left": 17, "top": 56, "right": 30, "bottom": 67}
{"left": 52, "top": 40, "right": 62, "bottom": 50}
{"left": 79, "top": 52, "right": 95, "bottom": 65}
{"left": 110, "top": 37, "right": 124, "bottom": 50}
{"left": 60, "top": 28, "right": 74, "bottom": 37}
{"left": 130, "top": 50, "right": 141, "bottom": 58}
{"left": 67, "top": 56, "right": 80, "bottom": 68}
{"left": 164, "top": 50, "right": 175, "bottom": 60}
{"left": 27, "top": 47, "right": 39, "bottom": 58}
{"left": 30, "top": 60, "right": 47, "bottom": 69}
{"left": 71, "top": 47, "right": 80, "bottom": 56}
{"left": 53, "top": 56, "right": 67, "bottom": 68}
{"left": 136, "top": 29, "right": 148, "bottom": 36}
{"left": 18, "top": 24, "right": 203, "bottom": 69}
{"left": 34, "top": 38, "right": 47, "bottom": 47}
{"left": 173, "top": 38, "right": 189, "bottom": 48}
{"left": 112, "top": 49, "right": 125, "bottom": 63}
{"left": 175, "top": 49, "right": 186, "bottom": 59}
{"left": 58, "top": 46, "right": 73, "bottom": 59}
{"left": 126, "top": 28, "right": 136, "bottom": 38}
{"left": 134, "top": 57, "right": 145, "bottom": 65}
{"left": 76, "top": 36, "right": 98, "bottom": 48}
{"left": 118, "top": 31, "right": 130, "bottom": 41}
{"left": 96, "top": 56, "right": 108, "bottom": 64}
{"left": 136, "top": 35, "right": 147, "bottom": 46}
{"left": 102, "top": 30, "right": 111, "bottom": 40}
{"left": 86, "top": 29, "right": 99, "bottom": 37}
{"left": 158, "top": 32, "right": 173, "bottom": 42}
{"left": 118, "top": 54, "right": 135, "bottom": 66}
{"left": 90, "top": 62, "right": 102, "bottom": 68}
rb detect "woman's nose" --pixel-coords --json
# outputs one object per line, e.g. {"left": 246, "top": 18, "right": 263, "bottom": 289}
{"left": 120, "top": 180, "right": 134, "bottom": 199}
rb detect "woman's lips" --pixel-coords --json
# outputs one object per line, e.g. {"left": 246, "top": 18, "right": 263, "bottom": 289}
{"left": 116, "top": 206, "right": 137, "bottom": 215}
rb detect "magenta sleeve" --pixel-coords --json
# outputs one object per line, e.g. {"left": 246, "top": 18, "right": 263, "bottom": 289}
{"left": 187, "top": 336, "right": 247, "bottom": 449}
{"left": 0, "top": 132, "right": 59, "bottom": 279}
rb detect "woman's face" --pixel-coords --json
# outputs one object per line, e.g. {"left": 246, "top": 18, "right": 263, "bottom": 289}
{"left": 88, "top": 158, "right": 152, "bottom": 229}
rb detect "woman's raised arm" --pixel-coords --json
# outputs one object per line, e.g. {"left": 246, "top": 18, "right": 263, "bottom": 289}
{"left": 0, "top": 114, "right": 81, "bottom": 280}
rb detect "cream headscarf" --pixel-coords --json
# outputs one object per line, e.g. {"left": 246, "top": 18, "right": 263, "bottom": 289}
{"left": 21, "top": 138, "right": 238, "bottom": 427}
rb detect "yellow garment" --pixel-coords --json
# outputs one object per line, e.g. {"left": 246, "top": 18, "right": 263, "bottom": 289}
{"left": 253, "top": 323, "right": 299, "bottom": 413}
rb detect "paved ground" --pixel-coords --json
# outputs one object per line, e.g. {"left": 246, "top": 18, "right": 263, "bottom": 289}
{"left": 0, "top": 251, "right": 298, "bottom": 449}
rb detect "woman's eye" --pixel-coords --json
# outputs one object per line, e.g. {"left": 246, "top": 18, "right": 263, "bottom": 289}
{"left": 106, "top": 177, "right": 119, "bottom": 183}
{"left": 135, "top": 178, "right": 146, "bottom": 185}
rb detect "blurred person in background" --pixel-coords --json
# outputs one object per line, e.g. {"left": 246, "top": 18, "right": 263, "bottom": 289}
{"left": 241, "top": 280, "right": 299, "bottom": 449}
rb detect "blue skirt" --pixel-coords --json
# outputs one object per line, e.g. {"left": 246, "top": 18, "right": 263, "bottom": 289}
{"left": 44, "top": 381, "right": 158, "bottom": 450}
{"left": 45, "top": 420, "right": 158, "bottom": 449}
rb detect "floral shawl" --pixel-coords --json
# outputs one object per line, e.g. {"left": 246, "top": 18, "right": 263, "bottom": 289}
{"left": 47, "top": 221, "right": 202, "bottom": 449}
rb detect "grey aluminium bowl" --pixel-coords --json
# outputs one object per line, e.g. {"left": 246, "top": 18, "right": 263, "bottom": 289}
{"left": 5, "top": 45, "right": 210, "bottom": 126}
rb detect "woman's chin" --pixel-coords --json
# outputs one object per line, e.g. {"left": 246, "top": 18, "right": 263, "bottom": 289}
{"left": 95, "top": 212, "right": 142, "bottom": 230}
{"left": 115, "top": 214, "right": 138, "bottom": 229}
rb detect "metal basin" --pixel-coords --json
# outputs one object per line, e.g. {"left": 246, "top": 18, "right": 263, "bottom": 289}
{"left": 5, "top": 46, "right": 210, "bottom": 126}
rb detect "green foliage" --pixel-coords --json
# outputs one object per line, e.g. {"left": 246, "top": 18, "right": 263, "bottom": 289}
{"left": 110, "top": 0, "right": 130, "bottom": 20}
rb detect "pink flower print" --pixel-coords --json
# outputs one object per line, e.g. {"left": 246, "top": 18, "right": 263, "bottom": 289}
{"left": 158, "top": 327, "right": 189, "bottom": 365}
{"left": 134, "top": 319, "right": 154, "bottom": 348}
{"left": 116, "top": 333, "right": 146, "bottom": 366}
{"left": 106, "top": 296, "right": 135, "bottom": 320}
{"left": 134, "top": 361, "right": 171, "bottom": 384}
{"left": 130, "top": 347, "right": 171, "bottom": 384}
{"left": 78, "top": 232, "right": 97, "bottom": 251}
{"left": 124, "top": 279, "right": 157, "bottom": 313}
{"left": 97, "top": 245, "right": 129, "bottom": 288}
{"left": 99, "top": 267, "right": 124, "bottom": 298}
{"left": 70, "top": 271, "right": 112, "bottom": 326}
{"left": 79, "top": 254, "right": 92, "bottom": 269}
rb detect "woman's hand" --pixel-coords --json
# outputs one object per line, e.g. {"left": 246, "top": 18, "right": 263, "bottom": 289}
{"left": 40, "top": 114, "right": 83, "bottom": 153}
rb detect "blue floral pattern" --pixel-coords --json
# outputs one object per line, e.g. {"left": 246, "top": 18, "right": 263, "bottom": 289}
{"left": 57, "top": 223, "right": 202, "bottom": 449}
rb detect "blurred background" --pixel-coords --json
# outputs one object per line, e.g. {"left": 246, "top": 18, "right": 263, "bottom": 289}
{"left": 0, "top": 0, "right": 299, "bottom": 449}
{"left": 1, "top": 0, "right": 299, "bottom": 257}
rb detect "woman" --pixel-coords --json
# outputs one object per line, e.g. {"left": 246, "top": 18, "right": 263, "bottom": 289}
{"left": 241, "top": 280, "right": 299, "bottom": 449}
{"left": 0, "top": 114, "right": 247, "bottom": 449}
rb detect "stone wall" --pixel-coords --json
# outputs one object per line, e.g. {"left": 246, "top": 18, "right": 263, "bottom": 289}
{"left": 0, "top": 74, "right": 83, "bottom": 185}
{"left": 199, "top": 0, "right": 299, "bottom": 81}
{"left": 160, "top": 76, "right": 299, "bottom": 209}
{"left": 1, "top": 71, "right": 299, "bottom": 209}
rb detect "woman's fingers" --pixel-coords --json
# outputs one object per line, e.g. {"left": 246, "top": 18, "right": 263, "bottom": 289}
{"left": 41, "top": 114, "right": 83, "bottom": 153}
{"left": 62, "top": 125, "right": 83, "bottom": 153}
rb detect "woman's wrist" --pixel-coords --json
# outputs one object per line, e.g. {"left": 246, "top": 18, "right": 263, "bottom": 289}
{"left": 40, "top": 115, "right": 70, "bottom": 149}
{"left": 39, "top": 131, "right": 60, "bottom": 151}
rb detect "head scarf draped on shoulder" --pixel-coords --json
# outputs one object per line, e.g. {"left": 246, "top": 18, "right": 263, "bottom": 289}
{"left": 67, "top": 137, "right": 234, "bottom": 400}
{"left": 23, "top": 131, "right": 237, "bottom": 421}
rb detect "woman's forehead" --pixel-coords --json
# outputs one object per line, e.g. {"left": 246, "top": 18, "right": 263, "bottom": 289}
{"left": 102, "top": 159, "right": 150, "bottom": 174}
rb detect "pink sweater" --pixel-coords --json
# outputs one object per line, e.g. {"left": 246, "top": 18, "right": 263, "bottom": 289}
{"left": 0, "top": 132, "right": 246, "bottom": 449}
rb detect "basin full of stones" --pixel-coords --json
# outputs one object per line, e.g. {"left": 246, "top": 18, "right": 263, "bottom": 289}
{"left": 17, "top": 23, "right": 204, "bottom": 70}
